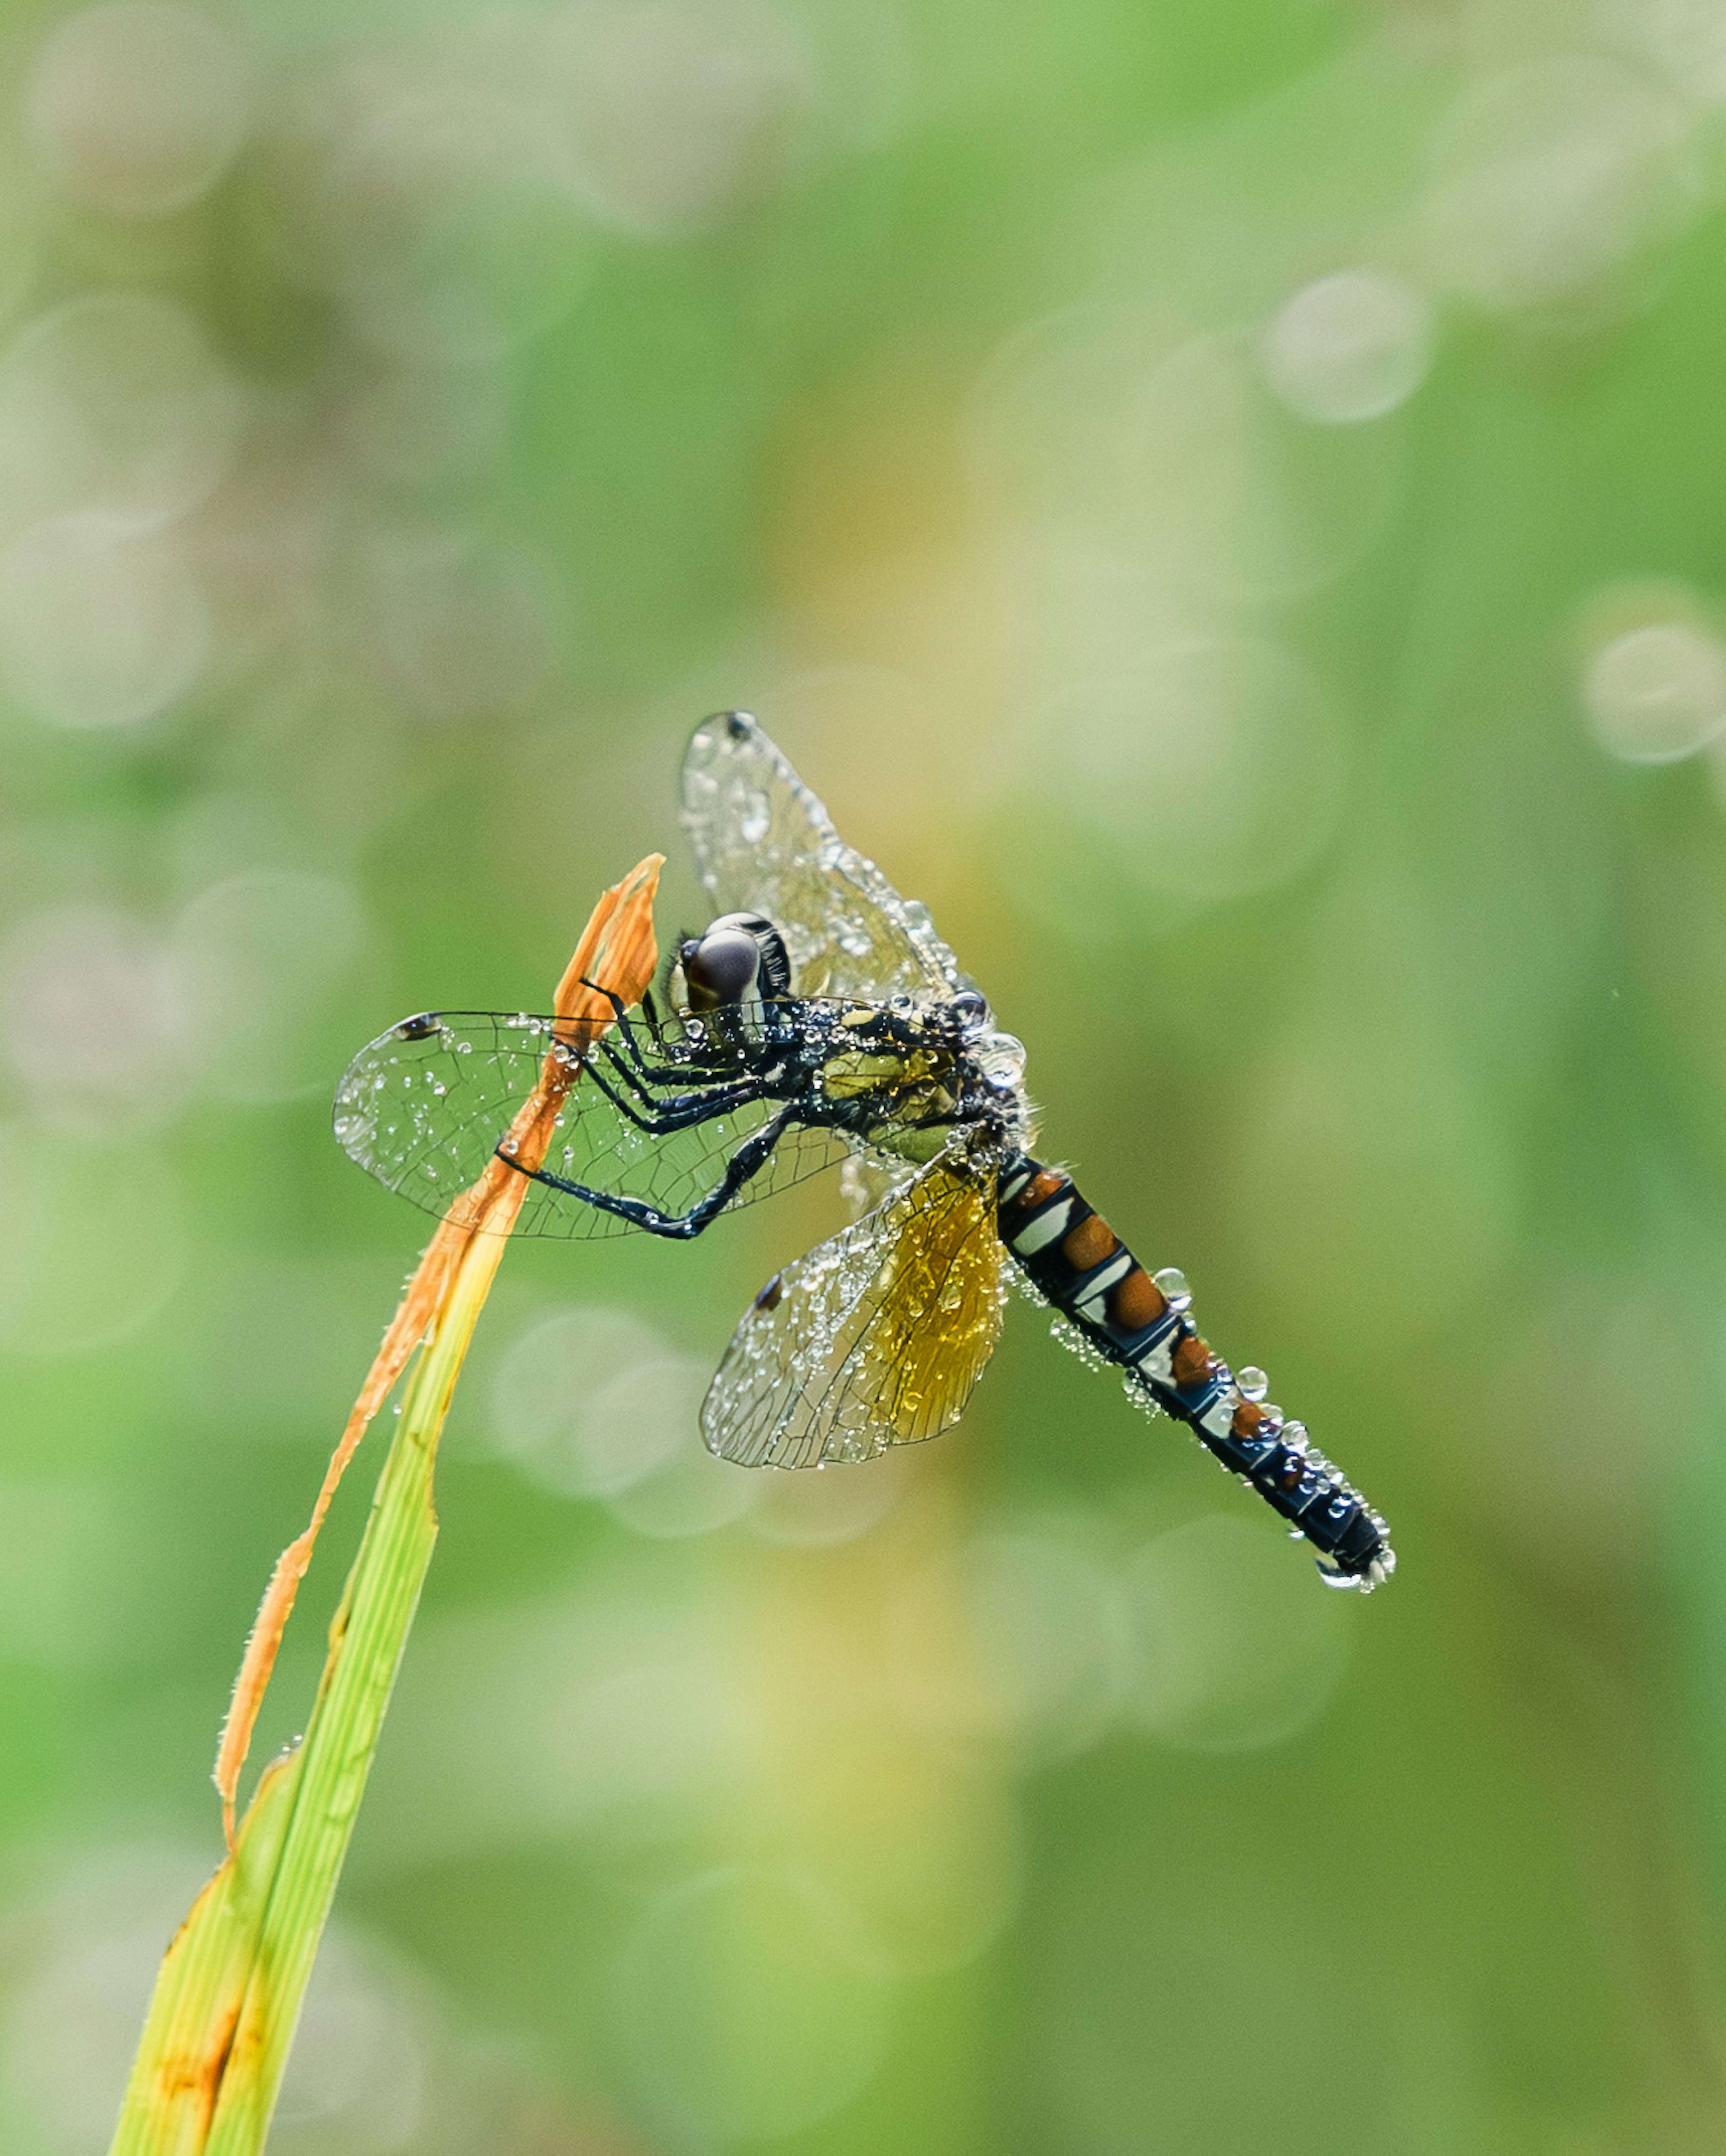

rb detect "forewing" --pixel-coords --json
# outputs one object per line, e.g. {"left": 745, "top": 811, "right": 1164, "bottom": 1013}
{"left": 681, "top": 711, "right": 963, "bottom": 1001}
{"left": 702, "top": 1145, "right": 1007, "bottom": 1468}
{"left": 333, "top": 1011, "right": 844, "bottom": 1238}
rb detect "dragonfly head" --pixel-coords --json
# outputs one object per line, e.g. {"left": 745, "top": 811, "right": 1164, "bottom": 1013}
{"left": 678, "top": 911, "right": 793, "bottom": 1010}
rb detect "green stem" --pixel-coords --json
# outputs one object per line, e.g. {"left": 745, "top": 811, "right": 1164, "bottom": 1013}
{"left": 110, "top": 1231, "right": 499, "bottom": 2156}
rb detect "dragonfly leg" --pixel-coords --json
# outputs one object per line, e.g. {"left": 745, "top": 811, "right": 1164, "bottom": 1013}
{"left": 507, "top": 1104, "right": 796, "bottom": 1239}
{"left": 588, "top": 1031, "right": 761, "bottom": 1111}
{"left": 579, "top": 979, "right": 713, "bottom": 1086}
{"left": 578, "top": 1051, "right": 767, "bottom": 1134}
{"left": 579, "top": 976, "right": 765, "bottom": 1088}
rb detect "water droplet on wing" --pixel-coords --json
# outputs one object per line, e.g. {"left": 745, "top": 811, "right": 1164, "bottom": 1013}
{"left": 737, "top": 787, "right": 770, "bottom": 843}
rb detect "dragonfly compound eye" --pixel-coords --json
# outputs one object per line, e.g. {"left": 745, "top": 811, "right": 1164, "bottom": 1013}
{"left": 685, "top": 927, "right": 761, "bottom": 1006}
{"left": 699, "top": 911, "right": 793, "bottom": 999}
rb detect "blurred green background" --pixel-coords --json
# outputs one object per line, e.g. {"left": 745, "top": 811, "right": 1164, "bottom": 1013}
{"left": 1, "top": 0, "right": 1724, "bottom": 2149}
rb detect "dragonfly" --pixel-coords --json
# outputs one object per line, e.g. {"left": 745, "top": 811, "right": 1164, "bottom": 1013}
{"left": 335, "top": 711, "right": 1394, "bottom": 1589}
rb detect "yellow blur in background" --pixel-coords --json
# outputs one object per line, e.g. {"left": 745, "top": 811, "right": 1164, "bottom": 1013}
{"left": 1, "top": 0, "right": 1725, "bottom": 2150}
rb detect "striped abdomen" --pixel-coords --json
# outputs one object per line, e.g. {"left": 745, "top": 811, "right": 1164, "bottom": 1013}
{"left": 996, "top": 1154, "right": 1393, "bottom": 1590}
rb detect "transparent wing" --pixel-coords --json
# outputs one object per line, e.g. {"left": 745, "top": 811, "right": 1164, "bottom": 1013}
{"left": 702, "top": 1141, "right": 1007, "bottom": 1468}
{"left": 333, "top": 1011, "right": 844, "bottom": 1239}
{"left": 680, "top": 710, "right": 963, "bottom": 1002}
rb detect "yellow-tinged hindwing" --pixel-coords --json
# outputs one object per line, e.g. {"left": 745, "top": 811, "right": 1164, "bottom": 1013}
{"left": 701, "top": 1141, "right": 1007, "bottom": 1468}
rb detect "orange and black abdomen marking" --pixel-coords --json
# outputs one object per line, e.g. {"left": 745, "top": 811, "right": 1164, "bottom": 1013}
{"left": 996, "top": 1153, "right": 1392, "bottom": 1588}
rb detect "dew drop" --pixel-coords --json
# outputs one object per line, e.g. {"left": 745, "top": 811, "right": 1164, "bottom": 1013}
{"left": 976, "top": 1030, "right": 1027, "bottom": 1090}
{"left": 1152, "top": 1266, "right": 1191, "bottom": 1308}
{"left": 1237, "top": 1365, "right": 1269, "bottom": 1402}
{"left": 738, "top": 788, "right": 771, "bottom": 844}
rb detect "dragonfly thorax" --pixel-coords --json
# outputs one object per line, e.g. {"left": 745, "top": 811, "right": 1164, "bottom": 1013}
{"left": 808, "top": 996, "right": 1032, "bottom": 1164}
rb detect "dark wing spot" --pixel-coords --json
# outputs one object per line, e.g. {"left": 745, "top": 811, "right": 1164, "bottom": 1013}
{"left": 395, "top": 1014, "right": 440, "bottom": 1041}
{"left": 753, "top": 1273, "right": 783, "bottom": 1313}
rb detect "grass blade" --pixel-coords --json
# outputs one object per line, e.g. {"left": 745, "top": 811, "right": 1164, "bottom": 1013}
{"left": 109, "top": 855, "right": 663, "bottom": 2156}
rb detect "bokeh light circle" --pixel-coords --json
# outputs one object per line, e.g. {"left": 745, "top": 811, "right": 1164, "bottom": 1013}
{"left": 956, "top": 1526, "right": 1128, "bottom": 1760}
{"left": 0, "top": 514, "right": 209, "bottom": 729}
{"left": 0, "top": 1122, "right": 185, "bottom": 1355}
{"left": 604, "top": 1357, "right": 764, "bottom": 1536}
{"left": 748, "top": 1448, "right": 910, "bottom": 1545}
{"left": 1583, "top": 617, "right": 1726, "bottom": 763}
{"left": 1423, "top": 55, "right": 1699, "bottom": 316}
{"left": 1121, "top": 1514, "right": 1351, "bottom": 1751}
{"left": 24, "top": 2, "right": 252, "bottom": 217}
{"left": 0, "top": 292, "right": 245, "bottom": 539}
{"left": 1124, "top": 328, "right": 1401, "bottom": 602}
{"left": 608, "top": 1441, "right": 763, "bottom": 1536}
{"left": 0, "top": 1845, "right": 216, "bottom": 2150}
{"left": 613, "top": 1866, "right": 890, "bottom": 2140}
{"left": 1020, "top": 639, "right": 1349, "bottom": 913}
{"left": 548, "top": 0, "right": 817, "bottom": 237}
{"left": 172, "top": 870, "right": 370, "bottom": 1101}
{"left": 1259, "top": 268, "right": 1434, "bottom": 425}
{"left": 0, "top": 905, "right": 184, "bottom": 1125}
{"left": 490, "top": 1307, "right": 687, "bottom": 1499}
{"left": 271, "top": 1929, "right": 431, "bottom": 2147}
{"left": 1601, "top": 0, "right": 1726, "bottom": 106}
{"left": 967, "top": 303, "right": 1176, "bottom": 518}
{"left": 257, "top": 72, "right": 594, "bottom": 364}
